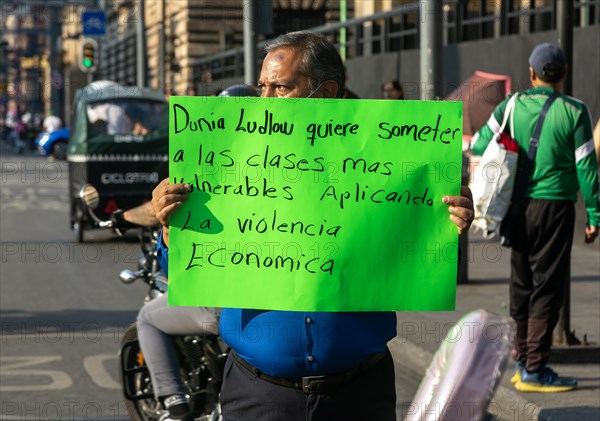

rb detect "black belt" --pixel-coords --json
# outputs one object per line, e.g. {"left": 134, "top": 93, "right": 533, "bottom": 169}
{"left": 230, "top": 349, "right": 387, "bottom": 394}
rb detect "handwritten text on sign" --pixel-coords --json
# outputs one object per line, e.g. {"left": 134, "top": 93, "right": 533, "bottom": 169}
{"left": 168, "top": 97, "right": 462, "bottom": 311}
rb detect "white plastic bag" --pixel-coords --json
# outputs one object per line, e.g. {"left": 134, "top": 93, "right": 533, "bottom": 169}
{"left": 470, "top": 95, "right": 519, "bottom": 237}
{"left": 404, "top": 310, "right": 513, "bottom": 421}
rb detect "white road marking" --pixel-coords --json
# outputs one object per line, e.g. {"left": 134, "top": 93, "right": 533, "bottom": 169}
{"left": 83, "top": 354, "right": 121, "bottom": 389}
{"left": 0, "top": 356, "right": 73, "bottom": 391}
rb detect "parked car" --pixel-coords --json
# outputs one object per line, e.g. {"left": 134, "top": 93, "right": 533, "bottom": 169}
{"left": 35, "top": 127, "right": 71, "bottom": 160}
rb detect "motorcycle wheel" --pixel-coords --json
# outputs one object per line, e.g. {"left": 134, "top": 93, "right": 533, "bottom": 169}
{"left": 120, "top": 323, "right": 163, "bottom": 421}
{"left": 120, "top": 325, "right": 223, "bottom": 421}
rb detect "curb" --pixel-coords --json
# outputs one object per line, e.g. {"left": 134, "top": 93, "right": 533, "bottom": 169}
{"left": 388, "top": 337, "right": 542, "bottom": 421}
{"left": 548, "top": 345, "right": 600, "bottom": 365}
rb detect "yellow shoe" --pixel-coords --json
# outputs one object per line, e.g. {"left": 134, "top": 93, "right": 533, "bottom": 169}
{"left": 515, "top": 367, "right": 577, "bottom": 393}
{"left": 510, "top": 362, "right": 525, "bottom": 384}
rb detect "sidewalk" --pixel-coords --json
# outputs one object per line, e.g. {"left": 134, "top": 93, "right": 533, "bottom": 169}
{"left": 389, "top": 204, "right": 600, "bottom": 421}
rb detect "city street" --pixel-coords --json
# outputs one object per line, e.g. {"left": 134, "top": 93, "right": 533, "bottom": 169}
{"left": 1, "top": 142, "right": 599, "bottom": 420}
{"left": 0, "top": 144, "right": 149, "bottom": 420}
{"left": 1, "top": 1, "right": 599, "bottom": 420}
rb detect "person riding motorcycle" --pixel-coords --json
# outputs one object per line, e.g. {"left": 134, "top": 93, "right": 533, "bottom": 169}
{"left": 115, "top": 192, "right": 220, "bottom": 421}
{"left": 124, "top": 84, "right": 259, "bottom": 421}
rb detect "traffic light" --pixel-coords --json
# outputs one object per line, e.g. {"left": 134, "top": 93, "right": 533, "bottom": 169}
{"left": 79, "top": 38, "right": 98, "bottom": 73}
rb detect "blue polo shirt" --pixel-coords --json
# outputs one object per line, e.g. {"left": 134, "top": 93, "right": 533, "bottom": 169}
{"left": 157, "top": 236, "right": 397, "bottom": 378}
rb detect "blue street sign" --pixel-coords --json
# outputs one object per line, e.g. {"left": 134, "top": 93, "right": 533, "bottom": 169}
{"left": 82, "top": 11, "right": 106, "bottom": 36}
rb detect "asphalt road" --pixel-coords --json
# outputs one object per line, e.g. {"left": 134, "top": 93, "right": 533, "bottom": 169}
{"left": 0, "top": 145, "right": 151, "bottom": 420}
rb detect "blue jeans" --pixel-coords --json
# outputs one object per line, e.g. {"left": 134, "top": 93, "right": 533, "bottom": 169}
{"left": 137, "top": 293, "right": 220, "bottom": 398}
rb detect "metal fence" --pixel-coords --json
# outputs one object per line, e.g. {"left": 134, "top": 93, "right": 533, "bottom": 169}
{"left": 191, "top": 0, "right": 600, "bottom": 82}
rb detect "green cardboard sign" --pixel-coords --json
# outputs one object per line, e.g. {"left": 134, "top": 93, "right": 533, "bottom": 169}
{"left": 168, "top": 97, "right": 462, "bottom": 311}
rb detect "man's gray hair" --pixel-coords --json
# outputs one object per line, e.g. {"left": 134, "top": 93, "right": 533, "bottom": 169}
{"left": 265, "top": 31, "right": 346, "bottom": 99}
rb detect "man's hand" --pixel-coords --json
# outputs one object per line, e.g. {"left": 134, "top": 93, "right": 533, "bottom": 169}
{"left": 151, "top": 178, "right": 191, "bottom": 246}
{"left": 121, "top": 201, "right": 159, "bottom": 227}
{"left": 584, "top": 225, "right": 599, "bottom": 243}
{"left": 443, "top": 186, "right": 474, "bottom": 235}
{"left": 151, "top": 178, "right": 191, "bottom": 227}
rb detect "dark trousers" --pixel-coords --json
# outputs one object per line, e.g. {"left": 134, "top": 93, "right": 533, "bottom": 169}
{"left": 220, "top": 349, "right": 397, "bottom": 421}
{"left": 509, "top": 199, "right": 575, "bottom": 372}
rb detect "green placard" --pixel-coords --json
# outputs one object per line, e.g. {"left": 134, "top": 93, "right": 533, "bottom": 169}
{"left": 168, "top": 97, "right": 462, "bottom": 311}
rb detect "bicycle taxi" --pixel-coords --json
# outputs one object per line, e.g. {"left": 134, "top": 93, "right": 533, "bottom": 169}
{"left": 67, "top": 81, "right": 169, "bottom": 242}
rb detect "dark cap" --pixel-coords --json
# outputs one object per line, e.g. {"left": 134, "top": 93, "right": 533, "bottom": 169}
{"left": 529, "top": 43, "right": 566, "bottom": 83}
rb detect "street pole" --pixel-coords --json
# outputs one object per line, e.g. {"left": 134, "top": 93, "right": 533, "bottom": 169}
{"left": 159, "top": 0, "right": 166, "bottom": 92}
{"left": 419, "top": 0, "right": 443, "bottom": 100}
{"left": 557, "top": 0, "right": 573, "bottom": 96}
{"left": 340, "top": 0, "right": 347, "bottom": 61}
{"left": 48, "top": 5, "right": 63, "bottom": 119}
{"left": 243, "top": 0, "right": 256, "bottom": 85}
{"left": 555, "top": 0, "right": 578, "bottom": 346}
{"left": 64, "top": 69, "right": 71, "bottom": 127}
{"left": 580, "top": 0, "right": 590, "bottom": 27}
{"left": 136, "top": 0, "right": 147, "bottom": 87}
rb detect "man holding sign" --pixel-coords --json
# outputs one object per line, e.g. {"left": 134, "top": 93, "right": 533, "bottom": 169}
{"left": 153, "top": 32, "right": 474, "bottom": 421}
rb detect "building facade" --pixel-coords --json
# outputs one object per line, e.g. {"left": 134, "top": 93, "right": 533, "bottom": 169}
{"left": 96, "top": 0, "right": 353, "bottom": 95}
{"left": 3, "top": 0, "right": 595, "bottom": 126}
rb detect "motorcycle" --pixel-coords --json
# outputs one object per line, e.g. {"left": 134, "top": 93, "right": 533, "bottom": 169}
{"left": 78, "top": 184, "right": 228, "bottom": 421}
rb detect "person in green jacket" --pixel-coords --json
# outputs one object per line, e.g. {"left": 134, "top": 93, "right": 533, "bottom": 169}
{"left": 471, "top": 43, "right": 599, "bottom": 393}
